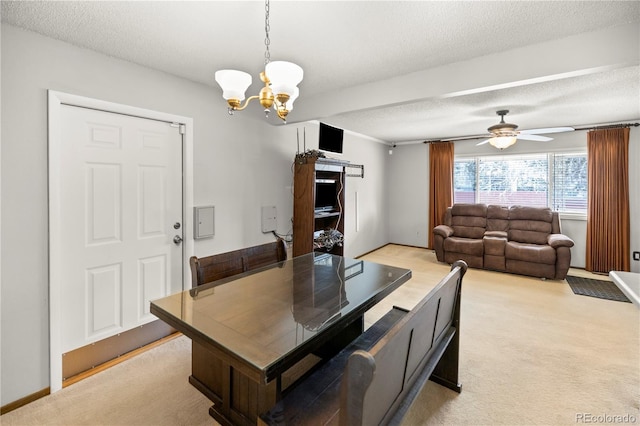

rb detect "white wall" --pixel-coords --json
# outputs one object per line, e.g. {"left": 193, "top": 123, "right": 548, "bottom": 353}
{"left": 388, "top": 125, "right": 640, "bottom": 272}
{"left": 339, "top": 129, "right": 390, "bottom": 257}
{"left": 388, "top": 143, "right": 429, "bottom": 247}
{"left": 0, "top": 25, "right": 389, "bottom": 405}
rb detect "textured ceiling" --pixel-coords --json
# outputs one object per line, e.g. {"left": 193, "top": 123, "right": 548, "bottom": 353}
{"left": 2, "top": 1, "right": 639, "bottom": 144}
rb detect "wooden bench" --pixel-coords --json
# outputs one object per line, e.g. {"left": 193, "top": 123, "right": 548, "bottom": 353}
{"left": 260, "top": 260, "right": 467, "bottom": 426}
{"left": 189, "top": 238, "right": 287, "bottom": 287}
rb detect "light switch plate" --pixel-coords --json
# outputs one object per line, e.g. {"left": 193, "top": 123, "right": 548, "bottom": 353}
{"left": 261, "top": 206, "right": 277, "bottom": 233}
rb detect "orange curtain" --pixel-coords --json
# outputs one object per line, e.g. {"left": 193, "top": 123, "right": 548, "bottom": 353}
{"left": 586, "top": 128, "right": 630, "bottom": 273}
{"left": 428, "top": 141, "right": 454, "bottom": 248}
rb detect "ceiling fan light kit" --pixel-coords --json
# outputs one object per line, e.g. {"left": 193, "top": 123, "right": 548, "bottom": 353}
{"left": 214, "top": 0, "right": 302, "bottom": 123}
{"left": 489, "top": 136, "right": 518, "bottom": 150}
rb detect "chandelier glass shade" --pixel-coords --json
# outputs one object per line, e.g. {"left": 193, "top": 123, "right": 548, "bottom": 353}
{"left": 284, "top": 86, "right": 299, "bottom": 112}
{"left": 214, "top": 0, "right": 302, "bottom": 123}
{"left": 265, "top": 61, "right": 303, "bottom": 100}
{"left": 214, "top": 70, "right": 252, "bottom": 101}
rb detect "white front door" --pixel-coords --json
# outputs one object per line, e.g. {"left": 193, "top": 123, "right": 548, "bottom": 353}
{"left": 56, "top": 105, "right": 184, "bottom": 357}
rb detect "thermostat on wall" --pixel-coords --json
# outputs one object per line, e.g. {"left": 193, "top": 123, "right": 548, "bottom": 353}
{"left": 262, "top": 206, "right": 277, "bottom": 233}
{"left": 194, "top": 206, "right": 215, "bottom": 239}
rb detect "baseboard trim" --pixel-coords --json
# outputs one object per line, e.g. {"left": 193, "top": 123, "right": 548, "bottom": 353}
{"left": 355, "top": 243, "right": 390, "bottom": 259}
{"left": 62, "top": 320, "right": 176, "bottom": 381}
{"left": 1, "top": 387, "right": 50, "bottom": 415}
{"left": 356, "top": 243, "right": 431, "bottom": 259}
{"left": 0, "top": 332, "right": 181, "bottom": 415}
{"left": 389, "top": 243, "right": 431, "bottom": 250}
{"left": 63, "top": 332, "right": 181, "bottom": 387}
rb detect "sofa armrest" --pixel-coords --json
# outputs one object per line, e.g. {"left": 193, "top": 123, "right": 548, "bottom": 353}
{"left": 484, "top": 231, "right": 507, "bottom": 239}
{"left": 548, "top": 234, "right": 575, "bottom": 248}
{"left": 433, "top": 225, "right": 454, "bottom": 238}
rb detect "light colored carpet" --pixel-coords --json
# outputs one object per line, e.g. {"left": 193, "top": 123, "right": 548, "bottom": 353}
{"left": 364, "top": 245, "right": 639, "bottom": 426}
{"left": 2, "top": 335, "right": 213, "bottom": 426}
{"left": 2, "top": 245, "right": 638, "bottom": 425}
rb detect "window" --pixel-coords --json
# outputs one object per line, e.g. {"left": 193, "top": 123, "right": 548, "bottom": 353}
{"left": 453, "top": 158, "right": 476, "bottom": 203}
{"left": 453, "top": 152, "right": 587, "bottom": 214}
{"left": 552, "top": 153, "right": 588, "bottom": 213}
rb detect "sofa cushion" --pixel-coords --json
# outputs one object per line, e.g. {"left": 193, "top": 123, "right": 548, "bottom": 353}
{"left": 506, "top": 260, "right": 556, "bottom": 280}
{"left": 449, "top": 204, "right": 488, "bottom": 239}
{"left": 509, "top": 205, "right": 553, "bottom": 222}
{"left": 505, "top": 241, "right": 556, "bottom": 265}
{"left": 451, "top": 215, "right": 486, "bottom": 228}
{"left": 486, "top": 205, "right": 509, "bottom": 232}
{"left": 453, "top": 225, "right": 486, "bottom": 239}
{"left": 508, "top": 206, "right": 553, "bottom": 244}
{"left": 444, "top": 236, "right": 484, "bottom": 256}
{"left": 484, "top": 230, "right": 507, "bottom": 238}
{"left": 509, "top": 228, "right": 552, "bottom": 245}
{"left": 483, "top": 235, "right": 506, "bottom": 256}
{"left": 510, "top": 219, "right": 552, "bottom": 234}
{"left": 451, "top": 215, "right": 486, "bottom": 239}
{"left": 451, "top": 203, "right": 487, "bottom": 217}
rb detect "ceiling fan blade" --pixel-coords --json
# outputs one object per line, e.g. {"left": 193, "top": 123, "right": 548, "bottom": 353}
{"left": 520, "top": 127, "right": 575, "bottom": 135}
{"left": 517, "top": 134, "right": 553, "bottom": 142}
{"left": 476, "top": 139, "right": 491, "bottom": 146}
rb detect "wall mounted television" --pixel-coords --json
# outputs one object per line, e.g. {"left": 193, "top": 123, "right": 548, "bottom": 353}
{"left": 319, "top": 122, "right": 344, "bottom": 154}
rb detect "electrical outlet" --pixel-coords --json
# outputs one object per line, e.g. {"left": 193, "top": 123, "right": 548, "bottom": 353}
{"left": 633, "top": 251, "right": 640, "bottom": 261}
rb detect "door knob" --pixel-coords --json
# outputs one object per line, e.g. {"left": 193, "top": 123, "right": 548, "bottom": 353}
{"left": 173, "top": 235, "right": 183, "bottom": 245}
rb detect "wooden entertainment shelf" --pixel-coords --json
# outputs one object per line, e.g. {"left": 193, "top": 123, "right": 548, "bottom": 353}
{"left": 292, "top": 155, "right": 362, "bottom": 257}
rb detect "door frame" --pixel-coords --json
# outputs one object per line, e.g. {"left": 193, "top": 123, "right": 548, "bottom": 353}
{"left": 47, "top": 90, "right": 194, "bottom": 392}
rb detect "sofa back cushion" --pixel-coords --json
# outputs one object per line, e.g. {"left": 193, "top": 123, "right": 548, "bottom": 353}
{"left": 450, "top": 203, "right": 487, "bottom": 239}
{"left": 486, "top": 205, "right": 509, "bottom": 232}
{"left": 508, "top": 206, "right": 553, "bottom": 245}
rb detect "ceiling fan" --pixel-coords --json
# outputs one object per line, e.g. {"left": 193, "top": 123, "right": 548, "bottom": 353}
{"left": 477, "top": 110, "right": 574, "bottom": 149}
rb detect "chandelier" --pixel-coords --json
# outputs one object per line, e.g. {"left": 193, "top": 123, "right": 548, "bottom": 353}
{"left": 214, "top": 0, "right": 303, "bottom": 123}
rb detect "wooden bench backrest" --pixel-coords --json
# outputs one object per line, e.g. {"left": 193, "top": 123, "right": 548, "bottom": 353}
{"left": 189, "top": 238, "right": 287, "bottom": 287}
{"left": 339, "top": 261, "right": 466, "bottom": 425}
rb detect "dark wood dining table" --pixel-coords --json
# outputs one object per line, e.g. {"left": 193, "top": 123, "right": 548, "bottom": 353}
{"left": 150, "top": 252, "right": 412, "bottom": 426}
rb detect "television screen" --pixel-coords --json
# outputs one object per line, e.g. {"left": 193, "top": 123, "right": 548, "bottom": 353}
{"left": 315, "top": 180, "right": 337, "bottom": 211}
{"left": 319, "top": 123, "right": 344, "bottom": 154}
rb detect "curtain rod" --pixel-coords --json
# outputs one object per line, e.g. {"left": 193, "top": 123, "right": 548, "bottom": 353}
{"left": 421, "top": 121, "right": 640, "bottom": 144}
{"left": 573, "top": 122, "right": 639, "bottom": 131}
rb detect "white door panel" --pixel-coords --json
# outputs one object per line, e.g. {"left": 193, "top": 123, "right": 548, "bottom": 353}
{"left": 58, "top": 105, "right": 183, "bottom": 353}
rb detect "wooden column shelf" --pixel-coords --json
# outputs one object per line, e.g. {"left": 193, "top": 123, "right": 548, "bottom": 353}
{"left": 293, "top": 156, "right": 356, "bottom": 258}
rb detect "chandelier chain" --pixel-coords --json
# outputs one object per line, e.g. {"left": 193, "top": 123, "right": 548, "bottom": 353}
{"left": 264, "top": 0, "right": 271, "bottom": 65}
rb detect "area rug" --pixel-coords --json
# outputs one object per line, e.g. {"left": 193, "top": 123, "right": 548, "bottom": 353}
{"left": 566, "top": 275, "right": 631, "bottom": 303}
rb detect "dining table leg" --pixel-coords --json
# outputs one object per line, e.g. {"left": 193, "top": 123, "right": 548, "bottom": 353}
{"left": 190, "top": 341, "right": 278, "bottom": 426}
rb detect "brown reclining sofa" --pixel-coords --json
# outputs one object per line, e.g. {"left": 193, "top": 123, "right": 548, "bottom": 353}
{"left": 433, "top": 203, "right": 574, "bottom": 280}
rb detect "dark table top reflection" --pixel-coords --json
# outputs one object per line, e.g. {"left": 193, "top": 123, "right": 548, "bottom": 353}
{"left": 151, "top": 252, "right": 411, "bottom": 383}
